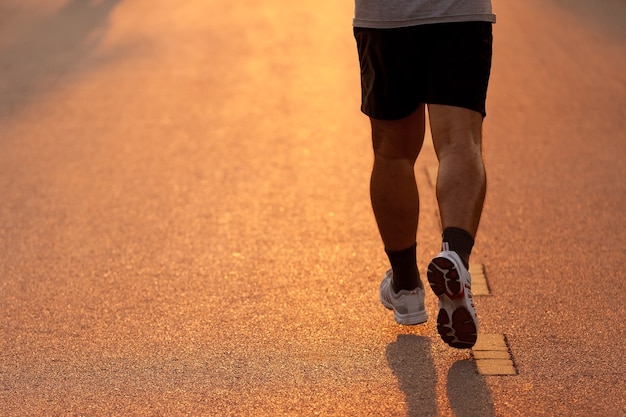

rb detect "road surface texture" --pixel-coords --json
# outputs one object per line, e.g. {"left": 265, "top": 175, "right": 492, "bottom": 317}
{"left": 1, "top": 0, "right": 624, "bottom": 416}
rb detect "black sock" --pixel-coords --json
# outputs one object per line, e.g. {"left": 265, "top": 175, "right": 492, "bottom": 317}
{"left": 442, "top": 227, "right": 474, "bottom": 269}
{"left": 385, "top": 244, "right": 421, "bottom": 292}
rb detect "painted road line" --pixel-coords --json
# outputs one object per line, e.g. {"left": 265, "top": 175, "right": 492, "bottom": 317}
{"left": 469, "top": 264, "right": 491, "bottom": 296}
{"left": 472, "top": 334, "right": 517, "bottom": 376}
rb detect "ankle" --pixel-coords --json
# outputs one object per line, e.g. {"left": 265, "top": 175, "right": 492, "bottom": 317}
{"left": 442, "top": 227, "right": 474, "bottom": 269}
{"left": 385, "top": 244, "right": 422, "bottom": 292}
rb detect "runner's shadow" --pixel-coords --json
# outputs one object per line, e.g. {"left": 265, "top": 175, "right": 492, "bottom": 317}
{"left": 0, "top": 0, "right": 123, "bottom": 120}
{"left": 386, "top": 334, "right": 438, "bottom": 417}
{"left": 447, "top": 360, "right": 495, "bottom": 417}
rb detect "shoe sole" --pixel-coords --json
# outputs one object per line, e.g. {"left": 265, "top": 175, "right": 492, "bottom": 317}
{"left": 427, "top": 257, "right": 478, "bottom": 349}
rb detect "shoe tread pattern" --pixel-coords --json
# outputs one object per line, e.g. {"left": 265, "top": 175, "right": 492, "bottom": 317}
{"left": 428, "top": 257, "right": 477, "bottom": 349}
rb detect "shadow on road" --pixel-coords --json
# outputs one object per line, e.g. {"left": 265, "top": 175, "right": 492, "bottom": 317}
{"left": 386, "top": 335, "right": 437, "bottom": 417}
{"left": 387, "top": 335, "right": 495, "bottom": 416}
{"left": 0, "top": 0, "right": 122, "bottom": 120}
{"left": 447, "top": 360, "right": 495, "bottom": 417}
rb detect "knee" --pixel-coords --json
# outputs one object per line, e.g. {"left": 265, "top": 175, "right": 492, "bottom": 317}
{"left": 429, "top": 105, "right": 484, "bottom": 160}
{"left": 435, "top": 135, "right": 483, "bottom": 163}
{"left": 371, "top": 129, "right": 418, "bottom": 160}
{"left": 370, "top": 111, "right": 425, "bottom": 162}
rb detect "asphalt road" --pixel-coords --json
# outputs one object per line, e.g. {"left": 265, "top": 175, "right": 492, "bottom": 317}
{"left": 1, "top": 0, "right": 624, "bottom": 416}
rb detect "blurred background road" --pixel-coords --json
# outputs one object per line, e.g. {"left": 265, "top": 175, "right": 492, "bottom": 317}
{"left": 1, "top": 0, "right": 624, "bottom": 415}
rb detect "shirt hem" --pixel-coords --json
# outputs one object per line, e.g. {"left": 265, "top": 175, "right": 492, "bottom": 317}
{"left": 352, "top": 14, "right": 496, "bottom": 29}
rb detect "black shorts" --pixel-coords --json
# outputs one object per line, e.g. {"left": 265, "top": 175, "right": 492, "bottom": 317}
{"left": 354, "top": 21, "right": 493, "bottom": 120}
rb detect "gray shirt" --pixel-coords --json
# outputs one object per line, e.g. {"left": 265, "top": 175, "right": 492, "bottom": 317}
{"left": 353, "top": 0, "right": 496, "bottom": 28}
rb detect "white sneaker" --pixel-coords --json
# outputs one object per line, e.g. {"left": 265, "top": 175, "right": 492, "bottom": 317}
{"left": 379, "top": 269, "right": 428, "bottom": 325}
{"left": 427, "top": 243, "right": 479, "bottom": 349}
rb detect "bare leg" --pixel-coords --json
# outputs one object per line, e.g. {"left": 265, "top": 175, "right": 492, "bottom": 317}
{"left": 369, "top": 105, "right": 426, "bottom": 252}
{"left": 428, "top": 104, "right": 486, "bottom": 237}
